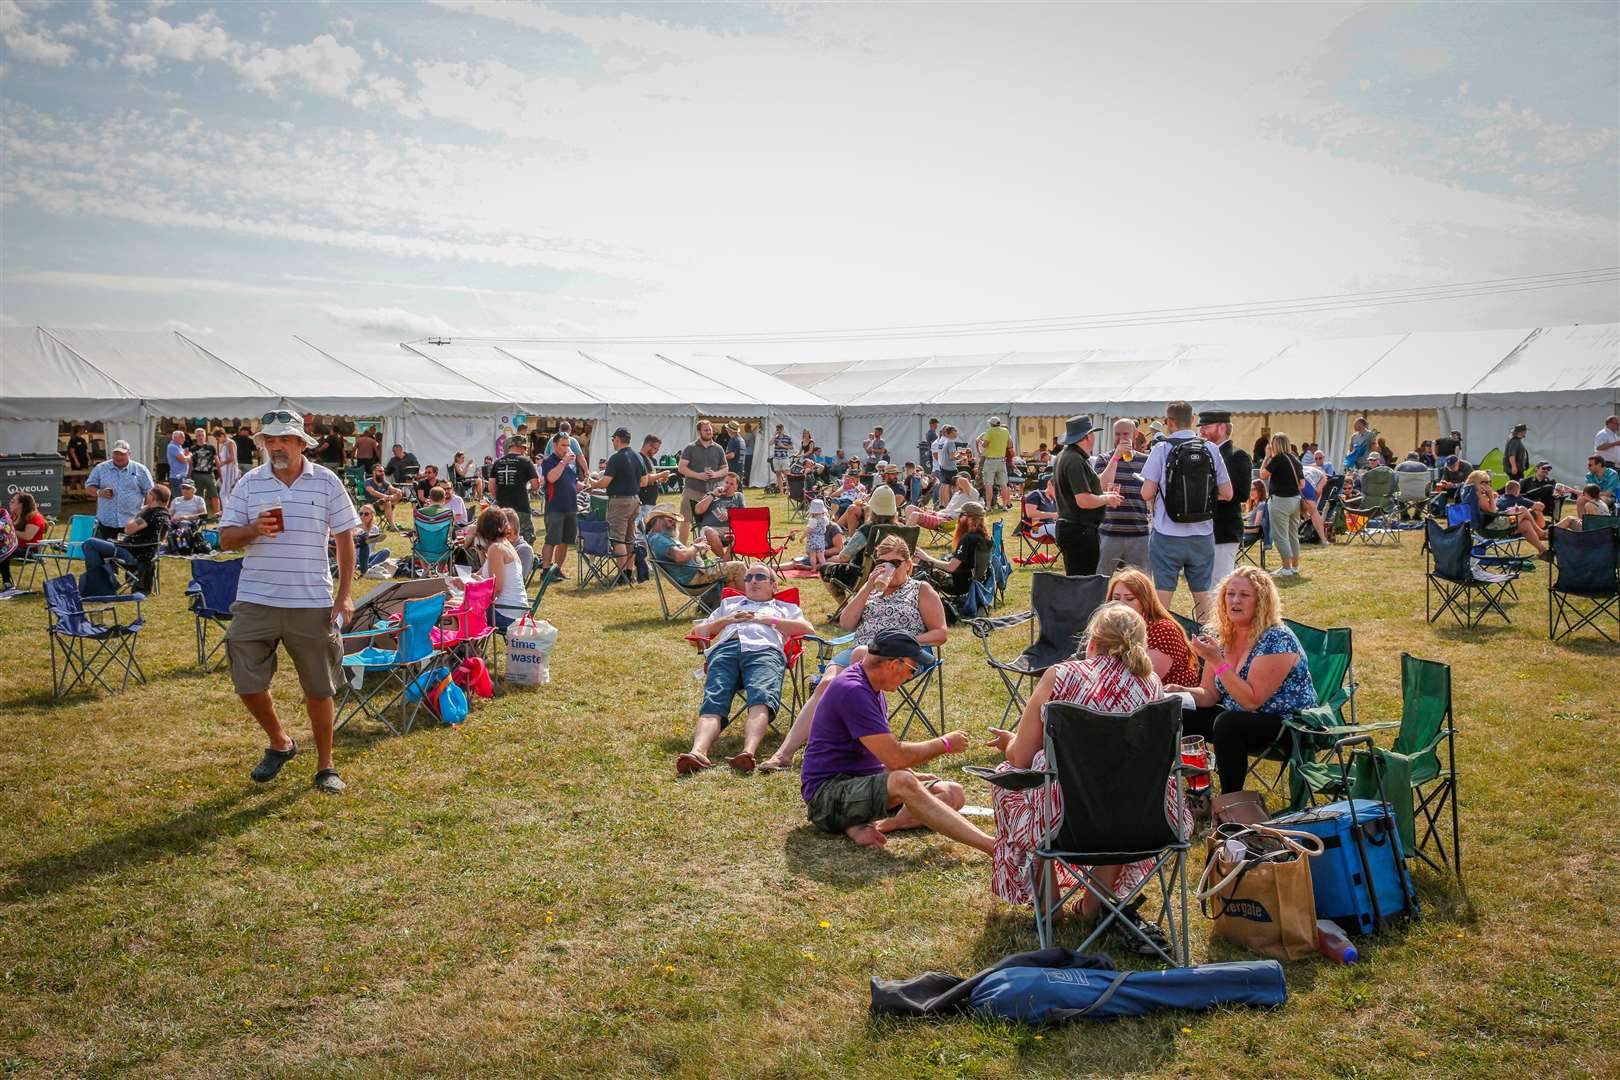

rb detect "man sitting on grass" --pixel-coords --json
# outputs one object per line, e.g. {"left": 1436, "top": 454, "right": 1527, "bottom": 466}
{"left": 800, "top": 631, "right": 993, "bottom": 853}
{"left": 676, "top": 563, "right": 815, "bottom": 776}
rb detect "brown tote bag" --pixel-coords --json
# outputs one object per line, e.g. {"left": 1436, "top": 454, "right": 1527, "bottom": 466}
{"left": 1196, "top": 824, "right": 1325, "bottom": 961}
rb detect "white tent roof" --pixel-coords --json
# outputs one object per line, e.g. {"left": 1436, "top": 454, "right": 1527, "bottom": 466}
{"left": 1331, "top": 328, "right": 1536, "bottom": 410}
{"left": 190, "top": 335, "right": 407, "bottom": 417}
{"left": 298, "top": 342, "right": 508, "bottom": 416}
{"left": 1019, "top": 347, "right": 1181, "bottom": 412}
{"left": 1237, "top": 334, "right": 1409, "bottom": 412}
{"left": 1, "top": 326, "right": 144, "bottom": 420}
{"left": 400, "top": 342, "right": 601, "bottom": 413}
{"left": 1466, "top": 323, "right": 1619, "bottom": 406}
{"left": 27, "top": 328, "right": 282, "bottom": 418}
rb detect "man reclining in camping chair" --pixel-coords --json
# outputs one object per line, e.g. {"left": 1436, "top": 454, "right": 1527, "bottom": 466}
{"left": 643, "top": 505, "right": 748, "bottom": 591}
{"left": 676, "top": 563, "right": 815, "bottom": 776}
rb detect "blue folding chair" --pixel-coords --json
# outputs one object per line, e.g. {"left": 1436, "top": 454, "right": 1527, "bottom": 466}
{"left": 575, "top": 517, "right": 621, "bottom": 590}
{"left": 989, "top": 520, "right": 1012, "bottom": 606}
{"left": 409, "top": 519, "right": 454, "bottom": 577}
{"left": 44, "top": 573, "right": 146, "bottom": 697}
{"left": 187, "top": 558, "right": 243, "bottom": 671}
{"left": 35, "top": 514, "right": 97, "bottom": 577}
{"left": 337, "top": 592, "right": 448, "bottom": 735}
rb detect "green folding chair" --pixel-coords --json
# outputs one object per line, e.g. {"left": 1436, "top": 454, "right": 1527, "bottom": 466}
{"left": 1273, "top": 622, "right": 1399, "bottom": 808}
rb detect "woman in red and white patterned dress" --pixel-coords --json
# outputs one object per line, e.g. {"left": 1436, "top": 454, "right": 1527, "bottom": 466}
{"left": 986, "top": 602, "right": 1189, "bottom": 921}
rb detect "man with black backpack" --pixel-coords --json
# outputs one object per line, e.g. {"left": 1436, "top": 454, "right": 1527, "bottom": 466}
{"left": 1138, "top": 401, "right": 1233, "bottom": 622}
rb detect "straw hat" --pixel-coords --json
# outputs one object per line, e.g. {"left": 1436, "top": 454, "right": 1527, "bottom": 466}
{"left": 644, "top": 505, "right": 680, "bottom": 527}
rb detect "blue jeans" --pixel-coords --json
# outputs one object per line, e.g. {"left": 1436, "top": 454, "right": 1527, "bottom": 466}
{"left": 700, "top": 639, "right": 787, "bottom": 723}
{"left": 81, "top": 537, "right": 140, "bottom": 597}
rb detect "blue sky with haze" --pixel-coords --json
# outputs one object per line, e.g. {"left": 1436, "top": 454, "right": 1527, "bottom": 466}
{"left": 2, "top": 0, "right": 1615, "bottom": 362}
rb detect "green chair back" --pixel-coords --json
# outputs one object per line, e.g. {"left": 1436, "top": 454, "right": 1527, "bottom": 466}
{"left": 1283, "top": 619, "right": 1351, "bottom": 718}
{"left": 1582, "top": 514, "right": 1620, "bottom": 533}
{"left": 1476, "top": 448, "right": 1508, "bottom": 492}
{"left": 1360, "top": 468, "right": 1398, "bottom": 506}
{"left": 1392, "top": 653, "right": 1452, "bottom": 779}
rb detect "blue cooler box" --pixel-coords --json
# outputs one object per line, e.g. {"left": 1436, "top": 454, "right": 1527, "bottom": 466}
{"left": 1270, "top": 800, "right": 1416, "bottom": 935}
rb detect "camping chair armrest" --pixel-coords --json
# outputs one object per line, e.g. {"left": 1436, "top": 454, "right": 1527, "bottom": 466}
{"left": 1279, "top": 713, "right": 1397, "bottom": 736}
{"left": 805, "top": 631, "right": 856, "bottom": 651}
{"left": 964, "top": 610, "right": 1035, "bottom": 641}
{"left": 962, "top": 763, "right": 1051, "bottom": 791}
{"left": 82, "top": 598, "right": 141, "bottom": 628}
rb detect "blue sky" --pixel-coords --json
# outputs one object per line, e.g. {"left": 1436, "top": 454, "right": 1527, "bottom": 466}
{"left": 1, "top": 0, "right": 1615, "bottom": 363}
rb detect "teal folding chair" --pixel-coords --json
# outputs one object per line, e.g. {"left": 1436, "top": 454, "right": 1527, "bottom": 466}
{"left": 337, "top": 592, "right": 448, "bottom": 735}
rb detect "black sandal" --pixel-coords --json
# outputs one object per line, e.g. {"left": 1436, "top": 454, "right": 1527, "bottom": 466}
{"left": 249, "top": 741, "right": 297, "bottom": 783}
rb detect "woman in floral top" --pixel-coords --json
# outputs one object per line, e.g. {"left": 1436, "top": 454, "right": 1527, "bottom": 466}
{"left": 986, "top": 602, "right": 1187, "bottom": 954}
{"left": 1171, "top": 566, "right": 1316, "bottom": 792}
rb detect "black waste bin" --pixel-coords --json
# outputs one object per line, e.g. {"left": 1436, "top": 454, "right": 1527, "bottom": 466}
{"left": 0, "top": 454, "right": 66, "bottom": 519}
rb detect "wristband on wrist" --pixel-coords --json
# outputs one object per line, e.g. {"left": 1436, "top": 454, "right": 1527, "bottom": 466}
{"left": 1214, "top": 662, "right": 1232, "bottom": 676}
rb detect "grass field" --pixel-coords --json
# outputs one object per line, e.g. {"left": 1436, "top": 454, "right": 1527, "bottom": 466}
{"left": 2, "top": 494, "right": 1616, "bottom": 1078}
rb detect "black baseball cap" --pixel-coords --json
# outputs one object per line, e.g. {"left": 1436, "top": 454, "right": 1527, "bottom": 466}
{"left": 612, "top": 426, "right": 632, "bottom": 440}
{"left": 868, "top": 630, "right": 929, "bottom": 664}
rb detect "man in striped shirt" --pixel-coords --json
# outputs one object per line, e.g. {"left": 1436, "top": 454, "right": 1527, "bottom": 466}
{"left": 1096, "top": 419, "right": 1151, "bottom": 575}
{"left": 219, "top": 412, "right": 359, "bottom": 795}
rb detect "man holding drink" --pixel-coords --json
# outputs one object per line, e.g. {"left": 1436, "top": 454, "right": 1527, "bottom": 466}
{"left": 218, "top": 412, "right": 359, "bottom": 795}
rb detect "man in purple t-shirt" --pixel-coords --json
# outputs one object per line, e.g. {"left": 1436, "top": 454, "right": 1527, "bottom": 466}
{"left": 800, "top": 631, "right": 994, "bottom": 853}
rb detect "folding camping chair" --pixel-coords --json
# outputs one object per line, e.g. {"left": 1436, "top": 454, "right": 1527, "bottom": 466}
{"left": 1425, "top": 519, "right": 1518, "bottom": 626}
{"left": 727, "top": 506, "right": 793, "bottom": 570}
{"left": 684, "top": 586, "right": 808, "bottom": 725}
{"left": 989, "top": 520, "right": 1012, "bottom": 605}
{"left": 34, "top": 514, "right": 97, "bottom": 578}
{"left": 1012, "top": 518, "right": 1059, "bottom": 567}
{"left": 575, "top": 518, "right": 622, "bottom": 591}
{"left": 941, "top": 541, "right": 996, "bottom": 622}
{"left": 786, "top": 471, "right": 810, "bottom": 523}
{"left": 804, "top": 630, "right": 947, "bottom": 740}
{"left": 409, "top": 519, "right": 455, "bottom": 577}
{"left": 1547, "top": 523, "right": 1619, "bottom": 642}
{"left": 1394, "top": 468, "right": 1433, "bottom": 520}
{"left": 1297, "top": 654, "right": 1461, "bottom": 882}
{"left": 1236, "top": 504, "right": 1270, "bottom": 569}
{"left": 337, "top": 591, "right": 448, "bottom": 735}
{"left": 1343, "top": 469, "right": 1406, "bottom": 546}
{"left": 44, "top": 574, "right": 146, "bottom": 697}
{"left": 968, "top": 572, "right": 1109, "bottom": 726}
{"left": 1445, "top": 503, "right": 1530, "bottom": 579}
{"left": 968, "top": 698, "right": 1191, "bottom": 964}
{"left": 1585, "top": 513, "right": 1620, "bottom": 533}
{"left": 650, "top": 557, "right": 723, "bottom": 621}
{"left": 432, "top": 577, "right": 498, "bottom": 670}
{"left": 186, "top": 558, "right": 242, "bottom": 671}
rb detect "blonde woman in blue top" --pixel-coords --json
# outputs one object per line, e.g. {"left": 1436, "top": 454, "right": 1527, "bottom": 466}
{"left": 1169, "top": 566, "right": 1316, "bottom": 793}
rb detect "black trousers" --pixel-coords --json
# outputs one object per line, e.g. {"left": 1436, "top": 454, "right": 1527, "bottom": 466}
{"left": 1183, "top": 706, "right": 1290, "bottom": 793}
{"left": 1054, "top": 519, "right": 1100, "bottom": 577}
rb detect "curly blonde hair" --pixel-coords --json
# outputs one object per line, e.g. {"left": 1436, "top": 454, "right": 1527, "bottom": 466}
{"left": 1084, "top": 602, "right": 1153, "bottom": 679}
{"left": 1213, "top": 566, "right": 1283, "bottom": 656}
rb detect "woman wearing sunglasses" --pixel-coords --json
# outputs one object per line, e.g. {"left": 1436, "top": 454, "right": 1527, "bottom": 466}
{"left": 759, "top": 535, "right": 947, "bottom": 772}
{"left": 677, "top": 563, "right": 815, "bottom": 776}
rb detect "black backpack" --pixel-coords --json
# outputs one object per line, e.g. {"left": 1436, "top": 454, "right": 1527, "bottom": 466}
{"left": 1163, "top": 438, "right": 1218, "bottom": 524}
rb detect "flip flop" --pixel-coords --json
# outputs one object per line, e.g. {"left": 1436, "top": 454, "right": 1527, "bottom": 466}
{"left": 726, "top": 751, "right": 756, "bottom": 774}
{"left": 675, "top": 752, "right": 712, "bottom": 775}
{"left": 756, "top": 759, "right": 788, "bottom": 773}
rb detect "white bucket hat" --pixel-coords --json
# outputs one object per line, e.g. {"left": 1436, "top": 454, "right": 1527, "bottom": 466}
{"left": 256, "top": 410, "right": 317, "bottom": 447}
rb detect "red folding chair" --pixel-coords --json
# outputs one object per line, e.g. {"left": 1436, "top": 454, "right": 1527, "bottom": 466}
{"left": 1013, "top": 519, "right": 1059, "bottom": 566}
{"left": 726, "top": 506, "right": 794, "bottom": 569}
{"left": 431, "top": 577, "right": 499, "bottom": 675}
{"left": 684, "top": 586, "right": 808, "bottom": 722}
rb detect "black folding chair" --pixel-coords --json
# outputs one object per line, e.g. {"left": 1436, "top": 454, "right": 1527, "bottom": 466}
{"left": 967, "top": 573, "right": 1108, "bottom": 726}
{"left": 575, "top": 518, "right": 622, "bottom": 591}
{"left": 1425, "top": 519, "right": 1517, "bottom": 626}
{"left": 970, "top": 698, "right": 1190, "bottom": 964}
{"left": 649, "top": 558, "right": 723, "bottom": 621}
{"left": 891, "top": 644, "right": 946, "bottom": 740}
{"left": 1548, "top": 524, "right": 1619, "bottom": 641}
{"left": 186, "top": 558, "right": 243, "bottom": 671}
{"left": 786, "top": 471, "right": 809, "bottom": 523}
{"left": 44, "top": 574, "right": 146, "bottom": 697}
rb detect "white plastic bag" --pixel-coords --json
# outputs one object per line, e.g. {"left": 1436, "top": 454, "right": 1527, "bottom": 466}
{"left": 364, "top": 556, "right": 398, "bottom": 580}
{"left": 505, "top": 617, "right": 558, "bottom": 686}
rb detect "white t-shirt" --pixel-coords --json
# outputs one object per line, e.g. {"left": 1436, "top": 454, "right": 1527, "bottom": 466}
{"left": 171, "top": 495, "right": 208, "bottom": 519}
{"left": 1139, "top": 430, "right": 1232, "bottom": 538}
{"left": 706, "top": 595, "right": 804, "bottom": 654}
{"left": 1596, "top": 425, "right": 1620, "bottom": 466}
{"left": 931, "top": 436, "right": 956, "bottom": 471}
{"left": 221, "top": 458, "right": 360, "bottom": 608}
{"left": 447, "top": 492, "right": 469, "bottom": 524}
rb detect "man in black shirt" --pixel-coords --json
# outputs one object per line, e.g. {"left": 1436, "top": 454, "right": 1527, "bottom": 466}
{"left": 589, "top": 426, "right": 647, "bottom": 580}
{"left": 1052, "top": 416, "right": 1121, "bottom": 576}
{"left": 188, "top": 425, "right": 220, "bottom": 513}
{"left": 1519, "top": 461, "right": 1559, "bottom": 519}
{"left": 492, "top": 437, "right": 540, "bottom": 542}
{"left": 234, "top": 426, "right": 258, "bottom": 470}
{"left": 1198, "top": 406, "right": 1250, "bottom": 580}
{"left": 1503, "top": 423, "right": 1529, "bottom": 481}
{"left": 384, "top": 444, "right": 419, "bottom": 486}
{"left": 65, "top": 426, "right": 91, "bottom": 471}
{"left": 80, "top": 484, "right": 171, "bottom": 596}
{"left": 637, "top": 435, "right": 671, "bottom": 521}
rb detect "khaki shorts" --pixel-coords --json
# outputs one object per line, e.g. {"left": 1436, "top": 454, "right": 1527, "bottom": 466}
{"left": 225, "top": 601, "right": 344, "bottom": 700}
{"left": 807, "top": 772, "right": 893, "bottom": 833}
{"left": 679, "top": 489, "right": 707, "bottom": 528}
{"left": 605, "top": 496, "right": 639, "bottom": 553}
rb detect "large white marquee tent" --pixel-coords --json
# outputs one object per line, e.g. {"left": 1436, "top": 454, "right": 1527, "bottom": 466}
{"left": 2, "top": 322, "right": 1615, "bottom": 482}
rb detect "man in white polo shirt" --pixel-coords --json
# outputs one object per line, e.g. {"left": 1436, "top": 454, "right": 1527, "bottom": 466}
{"left": 219, "top": 411, "right": 359, "bottom": 794}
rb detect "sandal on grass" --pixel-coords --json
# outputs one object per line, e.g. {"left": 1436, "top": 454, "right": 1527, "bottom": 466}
{"left": 676, "top": 753, "right": 712, "bottom": 776}
{"left": 249, "top": 741, "right": 297, "bottom": 783}
{"left": 1109, "top": 905, "right": 1173, "bottom": 957}
{"left": 312, "top": 768, "right": 347, "bottom": 795}
{"left": 726, "top": 751, "right": 756, "bottom": 774}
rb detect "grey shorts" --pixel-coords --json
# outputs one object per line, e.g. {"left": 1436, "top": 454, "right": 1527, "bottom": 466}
{"left": 807, "top": 771, "right": 893, "bottom": 833}
{"left": 545, "top": 510, "right": 578, "bottom": 545}
{"left": 1150, "top": 531, "right": 1216, "bottom": 593}
{"left": 679, "top": 489, "right": 706, "bottom": 526}
{"left": 981, "top": 457, "right": 1009, "bottom": 489}
{"left": 605, "top": 496, "right": 639, "bottom": 551}
{"left": 225, "top": 602, "right": 344, "bottom": 700}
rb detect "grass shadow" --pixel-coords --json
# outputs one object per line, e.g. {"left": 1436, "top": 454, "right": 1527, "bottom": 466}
{"left": 600, "top": 615, "right": 683, "bottom": 633}
{"left": 782, "top": 824, "right": 934, "bottom": 883}
{"left": 0, "top": 786, "right": 305, "bottom": 903}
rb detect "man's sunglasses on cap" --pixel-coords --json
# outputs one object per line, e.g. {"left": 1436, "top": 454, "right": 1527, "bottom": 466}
{"left": 260, "top": 411, "right": 297, "bottom": 425}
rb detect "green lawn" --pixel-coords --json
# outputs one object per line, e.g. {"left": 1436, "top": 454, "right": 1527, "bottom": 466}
{"left": 1, "top": 495, "right": 1615, "bottom": 1078}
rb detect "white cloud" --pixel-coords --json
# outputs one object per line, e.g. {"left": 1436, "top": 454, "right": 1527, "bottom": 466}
{"left": 236, "top": 33, "right": 364, "bottom": 98}
{"left": 5, "top": 27, "right": 75, "bottom": 66}
{"left": 88, "top": 0, "right": 119, "bottom": 33}
{"left": 321, "top": 304, "right": 459, "bottom": 338}
{"left": 4, "top": 269, "right": 309, "bottom": 297}
{"left": 127, "top": 13, "right": 236, "bottom": 62}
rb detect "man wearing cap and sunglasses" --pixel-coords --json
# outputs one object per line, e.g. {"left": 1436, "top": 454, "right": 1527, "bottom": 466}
{"left": 87, "top": 439, "right": 155, "bottom": 541}
{"left": 800, "top": 630, "right": 992, "bottom": 854}
{"left": 218, "top": 411, "right": 360, "bottom": 795}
